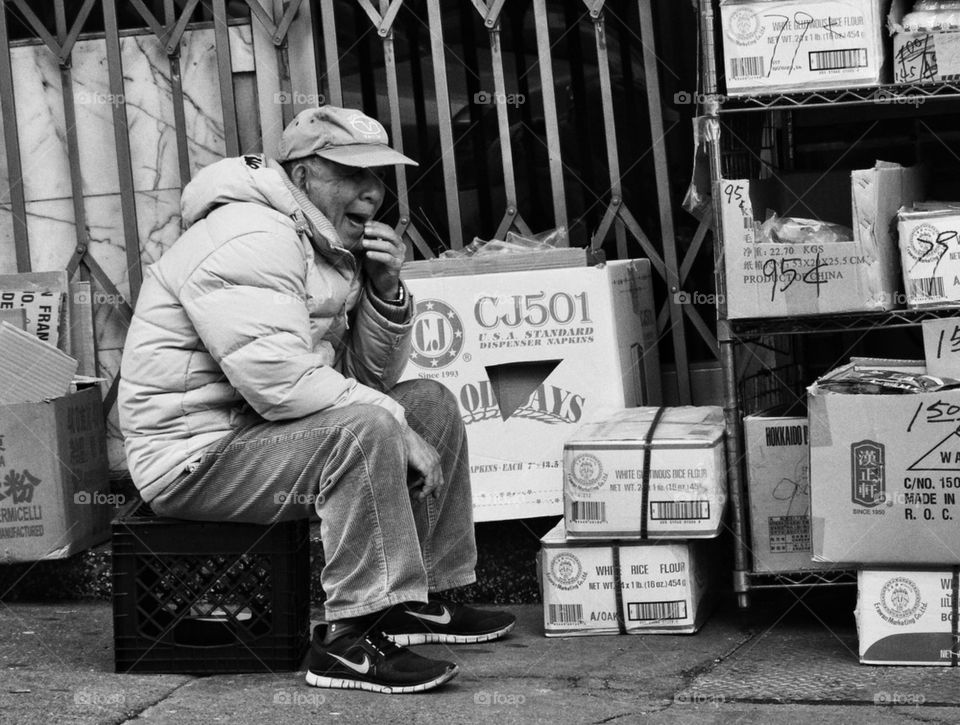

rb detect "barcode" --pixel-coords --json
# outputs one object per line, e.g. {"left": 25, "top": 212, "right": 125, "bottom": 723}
{"left": 548, "top": 603, "right": 584, "bottom": 624}
{"left": 731, "top": 56, "right": 764, "bottom": 79}
{"left": 912, "top": 276, "right": 945, "bottom": 299}
{"left": 571, "top": 500, "right": 606, "bottom": 523}
{"left": 809, "top": 48, "right": 867, "bottom": 71}
{"left": 628, "top": 600, "right": 688, "bottom": 621}
{"left": 650, "top": 500, "right": 710, "bottom": 521}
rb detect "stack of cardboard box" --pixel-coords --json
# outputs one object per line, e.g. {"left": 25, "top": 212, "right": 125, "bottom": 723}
{"left": 0, "top": 274, "right": 110, "bottom": 562}
{"left": 538, "top": 406, "right": 727, "bottom": 636}
{"left": 807, "top": 353, "right": 960, "bottom": 665}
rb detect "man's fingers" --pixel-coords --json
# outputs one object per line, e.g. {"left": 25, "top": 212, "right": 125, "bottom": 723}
{"left": 402, "top": 427, "right": 442, "bottom": 500}
{"left": 363, "top": 248, "right": 404, "bottom": 268}
{"left": 362, "top": 237, "right": 405, "bottom": 260}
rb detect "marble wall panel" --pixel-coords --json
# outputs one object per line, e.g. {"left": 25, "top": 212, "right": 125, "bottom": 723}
{"left": 10, "top": 44, "right": 71, "bottom": 203}
{"left": 230, "top": 23, "right": 255, "bottom": 73}
{"left": 70, "top": 37, "right": 122, "bottom": 198}
{"left": 122, "top": 34, "right": 180, "bottom": 193}
{"left": 0, "top": 205, "right": 16, "bottom": 274}
{"left": 179, "top": 29, "right": 228, "bottom": 176}
{"left": 123, "top": 29, "right": 228, "bottom": 193}
{"left": 0, "top": 78, "right": 9, "bottom": 206}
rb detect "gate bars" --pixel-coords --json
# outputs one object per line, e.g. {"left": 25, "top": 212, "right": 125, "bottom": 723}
{"left": 0, "top": 0, "right": 711, "bottom": 430}
{"left": 0, "top": 0, "right": 312, "bottom": 422}
{"left": 312, "top": 1, "right": 712, "bottom": 400}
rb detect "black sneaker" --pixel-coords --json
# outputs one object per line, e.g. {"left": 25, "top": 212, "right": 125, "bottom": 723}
{"left": 305, "top": 621, "right": 458, "bottom": 694}
{"left": 377, "top": 599, "right": 516, "bottom": 645}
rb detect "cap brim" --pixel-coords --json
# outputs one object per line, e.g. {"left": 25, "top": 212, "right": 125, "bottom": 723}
{"left": 317, "top": 143, "right": 418, "bottom": 168}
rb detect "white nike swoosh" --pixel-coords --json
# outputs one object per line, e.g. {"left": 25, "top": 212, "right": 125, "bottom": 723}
{"left": 330, "top": 652, "right": 372, "bottom": 674}
{"left": 409, "top": 607, "right": 452, "bottom": 625}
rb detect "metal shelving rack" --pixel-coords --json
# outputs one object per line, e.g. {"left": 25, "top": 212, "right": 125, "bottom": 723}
{"left": 697, "top": 0, "right": 960, "bottom": 607}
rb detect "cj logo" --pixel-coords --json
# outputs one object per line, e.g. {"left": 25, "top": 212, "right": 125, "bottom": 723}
{"left": 409, "top": 299, "right": 464, "bottom": 369}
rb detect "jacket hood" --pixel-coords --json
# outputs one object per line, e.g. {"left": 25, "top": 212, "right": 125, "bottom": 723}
{"left": 181, "top": 154, "right": 300, "bottom": 229}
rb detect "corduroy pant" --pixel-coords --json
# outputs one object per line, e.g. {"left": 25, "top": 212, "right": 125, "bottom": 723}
{"left": 148, "top": 379, "right": 477, "bottom": 619}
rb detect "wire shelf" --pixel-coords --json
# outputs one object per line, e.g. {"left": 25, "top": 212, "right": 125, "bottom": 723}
{"left": 746, "top": 569, "right": 857, "bottom": 589}
{"left": 729, "top": 306, "right": 960, "bottom": 338}
{"left": 718, "top": 81, "right": 960, "bottom": 113}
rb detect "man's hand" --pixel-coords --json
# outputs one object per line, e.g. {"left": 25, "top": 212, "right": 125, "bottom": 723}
{"left": 362, "top": 221, "right": 405, "bottom": 300}
{"left": 402, "top": 426, "right": 443, "bottom": 501}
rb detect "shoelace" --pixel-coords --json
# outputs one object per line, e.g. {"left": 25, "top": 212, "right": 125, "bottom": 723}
{"left": 364, "top": 629, "right": 404, "bottom": 658}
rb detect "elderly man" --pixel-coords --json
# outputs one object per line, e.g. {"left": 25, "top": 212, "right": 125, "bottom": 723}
{"left": 118, "top": 106, "right": 514, "bottom": 693}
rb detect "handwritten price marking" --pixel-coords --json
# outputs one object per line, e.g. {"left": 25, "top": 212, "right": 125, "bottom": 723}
{"left": 761, "top": 252, "right": 830, "bottom": 301}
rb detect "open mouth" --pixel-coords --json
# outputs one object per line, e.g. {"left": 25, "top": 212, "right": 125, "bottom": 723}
{"left": 344, "top": 212, "right": 368, "bottom": 232}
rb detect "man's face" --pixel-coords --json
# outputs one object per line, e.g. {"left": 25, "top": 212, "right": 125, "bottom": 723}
{"left": 299, "top": 158, "right": 386, "bottom": 250}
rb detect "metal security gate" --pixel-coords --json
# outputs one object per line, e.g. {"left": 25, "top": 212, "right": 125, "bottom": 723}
{"left": 313, "top": 0, "right": 715, "bottom": 401}
{"left": 0, "top": 0, "right": 713, "bottom": 473}
{"left": 0, "top": 0, "right": 317, "bottom": 470}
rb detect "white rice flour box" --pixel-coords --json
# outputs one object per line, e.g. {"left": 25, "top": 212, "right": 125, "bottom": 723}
{"left": 563, "top": 407, "right": 727, "bottom": 539}
{"left": 539, "top": 521, "right": 714, "bottom": 636}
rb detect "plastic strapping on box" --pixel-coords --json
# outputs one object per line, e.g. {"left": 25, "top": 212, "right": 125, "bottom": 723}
{"left": 953, "top": 568, "right": 959, "bottom": 667}
{"left": 640, "top": 407, "right": 667, "bottom": 539}
{"left": 611, "top": 544, "right": 627, "bottom": 635}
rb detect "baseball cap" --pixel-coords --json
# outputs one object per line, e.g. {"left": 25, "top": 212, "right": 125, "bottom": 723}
{"left": 276, "top": 105, "right": 417, "bottom": 168}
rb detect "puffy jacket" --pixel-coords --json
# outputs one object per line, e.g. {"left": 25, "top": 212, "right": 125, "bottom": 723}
{"left": 118, "top": 155, "right": 413, "bottom": 502}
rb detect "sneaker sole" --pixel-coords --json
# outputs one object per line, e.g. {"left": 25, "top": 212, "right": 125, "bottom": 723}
{"left": 304, "top": 664, "right": 459, "bottom": 694}
{"left": 386, "top": 621, "right": 515, "bottom": 646}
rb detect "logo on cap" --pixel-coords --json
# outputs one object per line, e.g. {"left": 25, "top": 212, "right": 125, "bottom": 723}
{"left": 349, "top": 115, "right": 382, "bottom": 138}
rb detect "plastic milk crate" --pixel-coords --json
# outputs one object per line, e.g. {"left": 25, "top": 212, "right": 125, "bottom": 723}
{"left": 111, "top": 503, "right": 310, "bottom": 674}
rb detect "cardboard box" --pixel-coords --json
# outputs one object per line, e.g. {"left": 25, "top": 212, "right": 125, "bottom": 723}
{"left": 744, "top": 414, "right": 836, "bottom": 573}
{"left": 897, "top": 205, "right": 960, "bottom": 308}
{"left": 563, "top": 407, "right": 726, "bottom": 540}
{"left": 0, "top": 309, "right": 25, "bottom": 329}
{"left": 857, "top": 568, "right": 960, "bottom": 665}
{"left": 922, "top": 318, "right": 960, "bottom": 379}
{"left": 0, "top": 272, "right": 97, "bottom": 366}
{"left": 399, "top": 260, "right": 661, "bottom": 522}
{"left": 539, "top": 521, "right": 713, "bottom": 636}
{"left": 809, "top": 363, "right": 960, "bottom": 564}
{"left": 0, "top": 386, "right": 111, "bottom": 561}
{"left": 0, "top": 289, "right": 64, "bottom": 348}
{"left": 402, "top": 247, "right": 602, "bottom": 279}
{"left": 719, "top": 0, "right": 885, "bottom": 96}
{"left": 0, "top": 322, "right": 78, "bottom": 404}
{"left": 889, "top": 0, "right": 960, "bottom": 83}
{"left": 720, "top": 163, "right": 923, "bottom": 319}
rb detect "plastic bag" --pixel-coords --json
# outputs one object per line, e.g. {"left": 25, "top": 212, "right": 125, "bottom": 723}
{"left": 759, "top": 212, "right": 852, "bottom": 245}
{"left": 439, "top": 226, "right": 568, "bottom": 258}
{"left": 902, "top": 0, "right": 960, "bottom": 31}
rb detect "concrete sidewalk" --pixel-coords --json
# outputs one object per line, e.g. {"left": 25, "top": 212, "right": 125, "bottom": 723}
{"left": 2, "top": 593, "right": 960, "bottom": 724}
